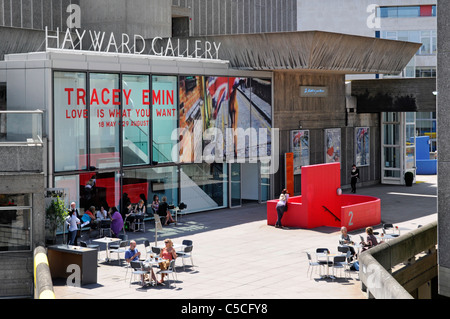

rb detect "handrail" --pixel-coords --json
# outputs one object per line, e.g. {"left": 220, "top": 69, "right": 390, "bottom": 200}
{"left": 359, "top": 221, "right": 437, "bottom": 299}
{"left": 322, "top": 205, "right": 341, "bottom": 222}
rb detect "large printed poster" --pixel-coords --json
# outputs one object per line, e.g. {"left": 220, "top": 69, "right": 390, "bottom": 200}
{"left": 325, "top": 128, "right": 341, "bottom": 163}
{"left": 290, "top": 130, "right": 309, "bottom": 175}
{"left": 355, "top": 127, "right": 370, "bottom": 166}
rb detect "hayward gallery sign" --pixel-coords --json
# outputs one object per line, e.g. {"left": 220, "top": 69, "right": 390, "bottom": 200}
{"left": 45, "top": 27, "right": 222, "bottom": 60}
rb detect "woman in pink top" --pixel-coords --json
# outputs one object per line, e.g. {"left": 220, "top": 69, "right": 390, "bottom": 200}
{"left": 158, "top": 238, "right": 177, "bottom": 284}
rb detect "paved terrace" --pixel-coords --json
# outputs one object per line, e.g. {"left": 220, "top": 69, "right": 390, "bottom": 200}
{"left": 53, "top": 175, "right": 437, "bottom": 299}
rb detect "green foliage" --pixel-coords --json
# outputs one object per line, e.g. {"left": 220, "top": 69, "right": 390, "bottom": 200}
{"left": 45, "top": 196, "right": 68, "bottom": 231}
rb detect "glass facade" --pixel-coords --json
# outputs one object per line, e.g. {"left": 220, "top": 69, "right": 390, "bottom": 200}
{"left": 89, "top": 73, "right": 121, "bottom": 170}
{"left": 54, "top": 72, "right": 87, "bottom": 172}
{"left": 52, "top": 71, "right": 272, "bottom": 216}
{"left": 122, "top": 74, "right": 150, "bottom": 166}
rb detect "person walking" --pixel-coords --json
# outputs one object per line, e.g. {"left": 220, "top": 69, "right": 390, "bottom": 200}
{"left": 351, "top": 164, "right": 360, "bottom": 193}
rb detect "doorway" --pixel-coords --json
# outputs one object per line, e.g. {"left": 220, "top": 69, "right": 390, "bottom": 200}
{"left": 229, "top": 161, "right": 271, "bottom": 207}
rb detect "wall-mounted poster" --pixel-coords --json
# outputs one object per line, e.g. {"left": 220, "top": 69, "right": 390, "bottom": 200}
{"left": 355, "top": 127, "right": 370, "bottom": 166}
{"left": 290, "top": 130, "right": 309, "bottom": 175}
{"left": 325, "top": 128, "right": 341, "bottom": 163}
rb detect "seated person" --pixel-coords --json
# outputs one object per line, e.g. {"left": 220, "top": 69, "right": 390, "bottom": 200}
{"left": 135, "top": 199, "right": 146, "bottom": 216}
{"left": 361, "top": 226, "right": 382, "bottom": 251}
{"left": 86, "top": 206, "right": 99, "bottom": 229}
{"left": 158, "top": 238, "right": 177, "bottom": 284}
{"left": 156, "top": 196, "right": 175, "bottom": 226}
{"left": 151, "top": 195, "right": 159, "bottom": 214}
{"left": 108, "top": 206, "right": 123, "bottom": 238}
{"left": 339, "top": 226, "right": 356, "bottom": 259}
{"left": 96, "top": 206, "right": 108, "bottom": 220}
{"left": 125, "top": 240, "right": 157, "bottom": 284}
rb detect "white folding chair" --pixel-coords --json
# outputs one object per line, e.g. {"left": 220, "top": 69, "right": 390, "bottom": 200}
{"left": 129, "top": 261, "right": 149, "bottom": 287}
{"left": 305, "top": 252, "right": 321, "bottom": 278}
{"left": 157, "top": 259, "right": 177, "bottom": 288}
{"left": 332, "top": 255, "right": 348, "bottom": 279}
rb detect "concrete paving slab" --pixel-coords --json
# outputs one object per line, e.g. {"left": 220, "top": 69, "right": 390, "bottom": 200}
{"left": 52, "top": 175, "right": 437, "bottom": 300}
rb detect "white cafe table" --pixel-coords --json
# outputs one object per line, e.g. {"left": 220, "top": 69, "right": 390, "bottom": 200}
{"left": 92, "top": 237, "right": 121, "bottom": 262}
{"left": 316, "top": 253, "right": 341, "bottom": 279}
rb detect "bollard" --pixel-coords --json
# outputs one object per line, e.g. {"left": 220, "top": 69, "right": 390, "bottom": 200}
{"left": 33, "top": 246, "right": 55, "bottom": 299}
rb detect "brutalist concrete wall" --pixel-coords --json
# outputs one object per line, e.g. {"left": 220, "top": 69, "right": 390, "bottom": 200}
{"left": 273, "top": 71, "right": 381, "bottom": 196}
{"left": 0, "top": 171, "right": 45, "bottom": 298}
{"left": 80, "top": 0, "right": 172, "bottom": 39}
{"left": 0, "top": 0, "right": 80, "bottom": 30}
{"left": 437, "top": 0, "right": 450, "bottom": 299}
{"left": 173, "top": 0, "right": 297, "bottom": 36}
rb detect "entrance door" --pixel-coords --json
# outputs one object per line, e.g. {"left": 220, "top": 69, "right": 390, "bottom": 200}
{"left": 381, "top": 112, "right": 416, "bottom": 185}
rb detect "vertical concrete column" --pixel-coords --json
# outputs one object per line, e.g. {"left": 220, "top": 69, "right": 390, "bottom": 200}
{"left": 437, "top": 0, "right": 450, "bottom": 298}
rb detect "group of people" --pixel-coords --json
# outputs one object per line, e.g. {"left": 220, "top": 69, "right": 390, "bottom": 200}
{"left": 65, "top": 202, "right": 125, "bottom": 245}
{"left": 125, "top": 238, "right": 177, "bottom": 285}
{"left": 338, "top": 225, "right": 384, "bottom": 270}
{"left": 151, "top": 195, "right": 176, "bottom": 226}
{"left": 65, "top": 194, "right": 177, "bottom": 245}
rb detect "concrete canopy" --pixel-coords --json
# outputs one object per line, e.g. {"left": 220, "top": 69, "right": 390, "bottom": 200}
{"left": 180, "top": 31, "right": 421, "bottom": 74}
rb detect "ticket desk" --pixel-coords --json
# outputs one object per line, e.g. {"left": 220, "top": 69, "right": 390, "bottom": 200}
{"left": 47, "top": 245, "right": 98, "bottom": 285}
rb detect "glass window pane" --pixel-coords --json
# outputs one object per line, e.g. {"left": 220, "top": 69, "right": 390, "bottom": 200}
{"left": 122, "top": 74, "right": 150, "bottom": 166}
{"left": 179, "top": 76, "right": 204, "bottom": 163}
{"left": 54, "top": 72, "right": 87, "bottom": 172}
{"left": 0, "top": 208, "right": 32, "bottom": 252}
{"left": 380, "top": 7, "right": 397, "bottom": 18}
{"left": 384, "top": 170, "right": 401, "bottom": 178}
{"left": 152, "top": 75, "right": 178, "bottom": 164}
{"left": 420, "top": 31, "right": 431, "bottom": 54}
{"left": 180, "top": 163, "right": 227, "bottom": 213}
{"left": 383, "top": 112, "right": 399, "bottom": 123}
{"left": 397, "top": 31, "right": 409, "bottom": 42}
{"left": 398, "top": 6, "right": 420, "bottom": 17}
{"left": 122, "top": 166, "right": 178, "bottom": 216}
{"left": 384, "top": 147, "right": 400, "bottom": 168}
{"left": 384, "top": 124, "right": 400, "bottom": 145}
{"left": 89, "top": 73, "right": 120, "bottom": 169}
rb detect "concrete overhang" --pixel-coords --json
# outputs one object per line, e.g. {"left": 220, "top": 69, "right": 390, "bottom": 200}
{"left": 351, "top": 78, "right": 437, "bottom": 113}
{"left": 177, "top": 31, "right": 421, "bottom": 74}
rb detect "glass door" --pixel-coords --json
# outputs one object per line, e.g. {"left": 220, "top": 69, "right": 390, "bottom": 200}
{"left": 405, "top": 112, "right": 416, "bottom": 181}
{"left": 382, "top": 112, "right": 402, "bottom": 184}
{"left": 381, "top": 112, "right": 416, "bottom": 185}
{"left": 230, "top": 163, "right": 241, "bottom": 207}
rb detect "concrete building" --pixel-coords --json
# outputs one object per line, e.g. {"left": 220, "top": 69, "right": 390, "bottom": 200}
{"left": 437, "top": 0, "right": 450, "bottom": 299}
{"left": 0, "top": 0, "right": 444, "bottom": 299}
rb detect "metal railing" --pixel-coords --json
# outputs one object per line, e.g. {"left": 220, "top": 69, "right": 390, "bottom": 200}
{"left": 359, "top": 221, "right": 437, "bottom": 299}
{"left": 0, "top": 110, "right": 44, "bottom": 145}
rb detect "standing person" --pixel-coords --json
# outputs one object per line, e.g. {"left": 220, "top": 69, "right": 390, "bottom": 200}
{"left": 275, "top": 189, "right": 289, "bottom": 228}
{"left": 108, "top": 206, "right": 123, "bottom": 238}
{"left": 350, "top": 164, "right": 360, "bottom": 193}
{"left": 68, "top": 202, "right": 80, "bottom": 245}
{"left": 66, "top": 209, "right": 80, "bottom": 245}
{"left": 158, "top": 238, "right": 177, "bottom": 284}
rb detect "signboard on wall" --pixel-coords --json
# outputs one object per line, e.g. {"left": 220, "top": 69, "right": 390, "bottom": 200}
{"left": 300, "top": 86, "right": 328, "bottom": 98}
{"left": 285, "top": 152, "right": 294, "bottom": 195}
